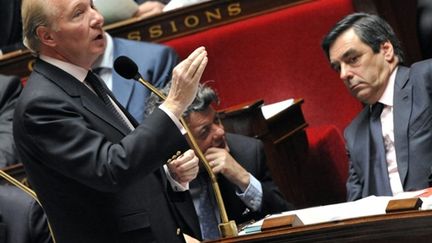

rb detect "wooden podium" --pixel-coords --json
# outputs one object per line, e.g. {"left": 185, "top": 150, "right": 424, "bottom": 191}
{"left": 207, "top": 209, "right": 432, "bottom": 242}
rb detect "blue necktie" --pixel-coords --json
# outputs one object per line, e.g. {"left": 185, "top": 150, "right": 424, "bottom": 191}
{"left": 196, "top": 174, "right": 220, "bottom": 240}
{"left": 369, "top": 102, "right": 392, "bottom": 196}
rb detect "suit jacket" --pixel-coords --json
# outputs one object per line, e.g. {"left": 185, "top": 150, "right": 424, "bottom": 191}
{"left": 173, "top": 133, "right": 293, "bottom": 239}
{"left": 0, "top": 74, "right": 22, "bottom": 167}
{"left": 345, "top": 59, "right": 432, "bottom": 201}
{"left": 13, "top": 59, "right": 189, "bottom": 243}
{"left": 0, "top": 185, "right": 52, "bottom": 243}
{"left": 111, "top": 37, "right": 178, "bottom": 123}
{"left": 0, "top": 0, "right": 23, "bottom": 53}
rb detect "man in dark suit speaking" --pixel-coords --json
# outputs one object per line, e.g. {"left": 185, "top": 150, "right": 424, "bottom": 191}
{"left": 146, "top": 84, "right": 293, "bottom": 240}
{"left": 14, "top": 0, "right": 207, "bottom": 242}
{"left": 322, "top": 13, "right": 432, "bottom": 201}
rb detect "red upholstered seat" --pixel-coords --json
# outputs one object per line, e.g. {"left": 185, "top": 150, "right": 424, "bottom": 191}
{"left": 304, "top": 125, "right": 349, "bottom": 205}
{"left": 163, "top": 0, "right": 360, "bottom": 205}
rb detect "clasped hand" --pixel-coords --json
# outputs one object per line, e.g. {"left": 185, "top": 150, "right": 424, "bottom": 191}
{"left": 205, "top": 147, "right": 250, "bottom": 192}
{"left": 167, "top": 149, "right": 199, "bottom": 187}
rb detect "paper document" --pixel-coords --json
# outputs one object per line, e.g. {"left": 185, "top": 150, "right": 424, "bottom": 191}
{"left": 94, "top": 0, "right": 138, "bottom": 24}
{"left": 240, "top": 188, "right": 432, "bottom": 236}
{"left": 261, "top": 99, "right": 294, "bottom": 119}
{"left": 239, "top": 196, "right": 393, "bottom": 235}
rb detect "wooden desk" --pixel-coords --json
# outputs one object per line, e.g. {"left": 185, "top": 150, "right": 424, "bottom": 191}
{"left": 208, "top": 209, "right": 432, "bottom": 242}
{"left": 218, "top": 99, "right": 309, "bottom": 207}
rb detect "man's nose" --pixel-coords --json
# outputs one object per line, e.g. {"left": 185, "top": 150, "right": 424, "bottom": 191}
{"left": 339, "top": 63, "right": 349, "bottom": 80}
{"left": 214, "top": 125, "right": 225, "bottom": 137}
{"left": 90, "top": 8, "right": 104, "bottom": 28}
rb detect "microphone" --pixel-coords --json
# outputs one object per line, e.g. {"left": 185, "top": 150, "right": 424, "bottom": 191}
{"left": 114, "top": 56, "right": 167, "bottom": 100}
{"left": 113, "top": 56, "right": 141, "bottom": 81}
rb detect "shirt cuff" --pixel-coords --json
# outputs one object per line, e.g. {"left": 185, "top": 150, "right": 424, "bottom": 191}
{"left": 163, "top": 164, "right": 189, "bottom": 191}
{"left": 236, "top": 173, "right": 263, "bottom": 211}
{"left": 159, "top": 104, "right": 187, "bottom": 135}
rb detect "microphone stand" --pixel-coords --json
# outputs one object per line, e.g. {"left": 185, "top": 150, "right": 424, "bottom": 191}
{"left": 136, "top": 76, "right": 238, "bottom": 238}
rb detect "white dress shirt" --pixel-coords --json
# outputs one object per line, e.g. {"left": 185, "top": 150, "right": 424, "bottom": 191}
{"left": 377, "top": 66, "right": 404, "bottom": 195}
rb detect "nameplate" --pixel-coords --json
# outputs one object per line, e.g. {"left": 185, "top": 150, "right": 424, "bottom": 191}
{"left": 385, "top": 198, "right": 423, "bottom": 213}
{"left": 261, "top": 214, "right": 303, "bottom": 231}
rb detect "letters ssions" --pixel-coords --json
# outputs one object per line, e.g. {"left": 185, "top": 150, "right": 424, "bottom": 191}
{"left": 127, "top": 3, "right": 242, "bottom": 41}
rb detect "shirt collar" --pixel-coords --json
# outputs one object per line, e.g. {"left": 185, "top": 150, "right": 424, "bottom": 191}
{"left": 378, "top": 66, "right": 398, "bottom": 107}
{"left": 39, "top": 55, "right": 88, "bottom": 82}
{"left": 93, "top": 32, "right": 113, "bottom": 70}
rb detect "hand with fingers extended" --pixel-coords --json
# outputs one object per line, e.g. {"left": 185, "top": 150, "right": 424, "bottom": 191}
{"left": 205, "top": 147, "right": 251, "bottom": 192}
{"left": 168, "top": 149, "right": 200, "bottom": 187}
{"left": 163, "top": 46, "right": 208, "bottom": 118}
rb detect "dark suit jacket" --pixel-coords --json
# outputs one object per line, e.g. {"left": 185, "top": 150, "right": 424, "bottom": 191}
{"left": 0, "top": 0, "right": 24, "bottom": 53}
{"left": 0, "top": 185, "right": 52, "bottom": 243}
{"left": 13, "top": 59, "right": 189, "bottom": 243}
{"left": 111, "top": 37, "right": 178, "bottom": 123}
{"left": 0, "top": 74, "right": 22, "bottom": 167}
{"left": 345, "top": 59, "right": 432, "bottom": 201}
{"left": 173, "top": 133, "right": 293, "bottom": 239}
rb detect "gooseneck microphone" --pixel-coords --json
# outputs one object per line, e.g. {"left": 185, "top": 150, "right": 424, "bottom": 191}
{"left": 114, "top": 56, "right": 167, "bottom": 100}
{"left": 113, "top": 56, "right": 140, "bottom": 80}
{"left": 113, "top": 56, "right": 238, "bottom": 238}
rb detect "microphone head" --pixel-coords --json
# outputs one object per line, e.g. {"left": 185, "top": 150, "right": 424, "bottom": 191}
{"left": 114, "top": 56, "right": 140, "bottom": 80}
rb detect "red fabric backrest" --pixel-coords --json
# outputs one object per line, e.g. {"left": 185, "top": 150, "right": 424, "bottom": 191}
{"left": 163, "top": 0, "right": 362, "bottom": 131}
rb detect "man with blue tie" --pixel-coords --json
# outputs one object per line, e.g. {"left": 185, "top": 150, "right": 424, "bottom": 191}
{"left": 146, "top": 84, "right": 293, "bottom": 240}
{"left": 321, "top": 13, "right": 432, "bottom": 201}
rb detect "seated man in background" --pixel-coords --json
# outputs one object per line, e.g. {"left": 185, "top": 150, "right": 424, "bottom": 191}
{"left": 146, "top": 83, "right": 294, "bottom": 240}
{"left": 0, "top": 74, "right": 22, "bottom": 167}
{"left": 93, "top": 32, "right": 178, "bottom": 123}
{"left": 321, "top": 13, "right": 432, "bottom": 201}
{"left": 0, "top": 0, "right": 24, "bottom": 55}
{"left": 0, "top": 185, "right": 52, "bottom": 243}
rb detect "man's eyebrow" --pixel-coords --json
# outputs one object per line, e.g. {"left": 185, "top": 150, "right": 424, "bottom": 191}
{"left": 330, "top": 48, "right": 359, "bottom": 70}
{"left": 341, "top": 48, "right": 358, "bottom": 60}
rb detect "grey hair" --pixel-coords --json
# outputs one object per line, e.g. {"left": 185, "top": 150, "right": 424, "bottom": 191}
{"left": 145, "top": 82, "right": 219, "bottom": 118}
{"left": 22, "top": 0, "right": 58, "bottom": 55}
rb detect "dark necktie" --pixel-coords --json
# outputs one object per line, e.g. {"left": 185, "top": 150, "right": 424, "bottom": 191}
{"left": 369, "top": 102, "right": 392, "bottom": 196}
{"left": 194, "top": 173, "right": 220, "bottom": 240}
{"left": 85, "top": 71, "right": 131, "bottom": 131}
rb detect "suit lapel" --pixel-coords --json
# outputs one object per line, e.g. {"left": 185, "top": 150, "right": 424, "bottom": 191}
{"left": 157, "top": 168, "right": 202, "bottom": 239}
{"left": 171, "top": 189, "right": 202, "bottom": 239}
{"left": 393, "top": 66, "right": 411, "bottom": 186}
{"left": 352, "top": 109, "right": 373, "bottom": 192}
{"left": 34, "top": 60, "right": 131, "bottom": 135}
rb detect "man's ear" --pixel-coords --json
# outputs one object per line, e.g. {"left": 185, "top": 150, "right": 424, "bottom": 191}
{"left": 36, "top": 26, "right": 56, "bottom": 47}
{"left": 381, "top": 41, "right": 395, "bottom": 62}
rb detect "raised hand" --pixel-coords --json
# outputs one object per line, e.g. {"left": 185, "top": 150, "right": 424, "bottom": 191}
{"left": 163, "top": 47, "right": 208, "bottom": 118}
